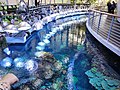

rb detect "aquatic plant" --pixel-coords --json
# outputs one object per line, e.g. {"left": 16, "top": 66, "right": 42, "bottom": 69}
{"left": 77, "top": 44, "right": 84, "bottom": 50}
{"left": 85, "top": 68, "right": 120, "bottom": 90}
{"left": 73, "top": 76, "right": 78, "bottom": 85}
{"left": 91, "top": 67, "right": 97, "bottom": 73}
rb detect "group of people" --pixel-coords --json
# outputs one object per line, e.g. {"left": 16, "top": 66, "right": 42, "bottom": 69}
{"left": 107, "top": 0, "right": 116, "bottom": 14}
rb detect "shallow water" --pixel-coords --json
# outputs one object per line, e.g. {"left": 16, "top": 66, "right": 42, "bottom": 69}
{"left": 0, "top": 16, "right": 96, "bottom": 90}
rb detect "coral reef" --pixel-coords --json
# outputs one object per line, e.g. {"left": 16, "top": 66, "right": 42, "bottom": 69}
{"left": 14, "top": 51, "right": 68, "bottom": 90}
{"left": 85, "top": 67, "right": 120, "bottom": 90}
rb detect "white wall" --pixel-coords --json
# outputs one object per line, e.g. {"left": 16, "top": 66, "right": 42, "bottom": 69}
{"left": 0, "top": 0, "right": 18, "bottom": 5}
{"left": 117, "top": 0, "right": 120, "bottom": 22}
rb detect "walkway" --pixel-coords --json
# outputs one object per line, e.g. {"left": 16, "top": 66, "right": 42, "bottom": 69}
{"left": 86, "top": 10, "right": 120, "bottom": 56}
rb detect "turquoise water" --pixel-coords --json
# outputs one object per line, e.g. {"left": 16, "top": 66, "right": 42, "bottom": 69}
{"left": 0, "top": 16, "right": 95, "bottom": 89}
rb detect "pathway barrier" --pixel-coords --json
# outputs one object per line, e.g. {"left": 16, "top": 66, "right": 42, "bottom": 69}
{"left": 86, "top": 9, "right": 120, "bottom": 56}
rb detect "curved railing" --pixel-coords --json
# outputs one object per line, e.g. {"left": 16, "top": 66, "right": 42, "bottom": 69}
{"left": 29, "top": 4, "right": 90, "bottom": 14}
{"left": 86, "top": 9, "right": 120, "bottom": 56}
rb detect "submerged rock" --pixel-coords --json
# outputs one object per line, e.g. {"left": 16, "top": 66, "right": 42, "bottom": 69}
{"left": 0, "top": 51, "right": 67, "bottom": 90}
{"left": 105, "top": 79, "right": 120, "bottom": 86}
{"left": 22, "top": 86, "right": 30, "bottom": 90}
{"left": 35, "top": 51, "right": 47, "bottom": 58}
{"left": 33, "top": 79, "right": 43, "bottom": 87}
{"left": 54, "top": 61, "right": 62, "bottom": 71}
{"left": 85, "top": 69, "right": 95, "bottom": 78}
{"left": 35, "top": 51, "right": 63, "bottom": 80}
{"left": 44, "top": 69, "right": 54, "bottom": 79}
{"left": 27, "top": 51, "right": 67, "bottom": 89}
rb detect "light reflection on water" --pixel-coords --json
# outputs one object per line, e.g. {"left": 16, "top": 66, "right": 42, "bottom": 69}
{"left": 48, "top": 23, "right": 86, "bottom": 53}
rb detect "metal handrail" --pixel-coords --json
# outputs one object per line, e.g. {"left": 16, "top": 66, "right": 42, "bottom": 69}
{"left": 87, "top": 9, "right": 120, "bottom": 56}
{"left": 89, "top": 9, "right": 120, "bottom": 18}
{"left": 29, "top": 4, "right": 90, "bottom": 12}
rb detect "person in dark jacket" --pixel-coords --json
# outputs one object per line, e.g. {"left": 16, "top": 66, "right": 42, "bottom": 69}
{"left": 111, "top": 1, "right": 116, "bottom": 14}
{"left": 107, "top": 1, "right": 112, "bottom": 13}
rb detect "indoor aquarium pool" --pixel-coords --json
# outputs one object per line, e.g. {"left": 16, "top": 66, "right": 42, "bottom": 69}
{"left": 0, "top": 13, "right": 120, "bottom": 90}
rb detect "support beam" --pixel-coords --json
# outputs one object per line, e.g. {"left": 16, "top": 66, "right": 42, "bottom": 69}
{"left": 6, "top": 0, "right": 8, "bottom": 5}
{"left": 28, "top": 0, "right": 29, "bottom": 7}
{"left": 117, "top": 0, "right": 120, "bottom": 22}
{"left": 45, "top": 0, "right": 46, "bottom": 5}
{"left": 35, "top": 0, "right": 37, "bottom": 6}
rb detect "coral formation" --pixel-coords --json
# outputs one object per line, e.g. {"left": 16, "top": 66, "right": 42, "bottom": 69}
{"left": 12, "top": 51, "right": 68, "bottom": 90}
{"left": 85, "top": 67, "right": 120, "bottom": 90}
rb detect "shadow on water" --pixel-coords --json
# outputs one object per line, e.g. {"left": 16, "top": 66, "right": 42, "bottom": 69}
{"left": 86, "top": 30, "right": 120, "bottom": 75}
{"left": 73, "top": 53, "right": 95, "bottom": 90}
{"left": 50, "top": 22, "right": 95, "bottom": 90}
{"left": 70, "top": 23, "right": 96, "bottom": 90}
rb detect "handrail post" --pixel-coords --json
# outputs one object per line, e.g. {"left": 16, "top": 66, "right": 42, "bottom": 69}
{"left": 91, "top": 11, "right": 95, "bottom": 27}
{"left": 88, "top": 10, "right": 91, "bottom": 25}
{"left": 107, "top": 16, "right": 114, "bottom": 41}
{"left": 97, "top": 13, "right": 102, "bottom": 33}
{"left": 66, "top": 27, "right": 69, "bottom": 47}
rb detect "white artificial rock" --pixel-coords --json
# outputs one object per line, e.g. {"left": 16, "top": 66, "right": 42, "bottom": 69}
{"left": 3, "top": 48, "right": 11, "bottom": 55}
{"left": 15, "top": 62, "right": 24, "bottom": 68}
{"left": 36, "top": 46, "right": 45, "bottom": 51}
{"left": 25, "top": 60, "right": 34, "bottom": 71}
{"left": 43, "top": 39, "right": 50, "bottom": 44}
{"left": 38, "top": 42, "right": 45, "bottom": 46}
{"left": 1, "top": 57, "right": 12, "bottom": 68}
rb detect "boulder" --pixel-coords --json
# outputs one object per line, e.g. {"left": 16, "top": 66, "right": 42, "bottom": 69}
{"left": 35, "top": 51, "right": 63, "bottom": 80}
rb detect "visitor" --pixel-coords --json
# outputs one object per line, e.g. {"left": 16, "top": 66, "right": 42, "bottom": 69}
{"left": 17, "top": 0, "right": 28, "bottom": 14}
{"left": 59, "top": 5, "right": 62, "bottom": 12}
{"left": 107, "top": 1, "right": 112, "bottom": 13}
{"left": 111, "top": 1, "right": 116, "bottom": 14}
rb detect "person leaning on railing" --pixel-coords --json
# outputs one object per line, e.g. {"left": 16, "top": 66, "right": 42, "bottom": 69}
{"left": 111, "top": 1, "right": 116, "bottom": 14}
